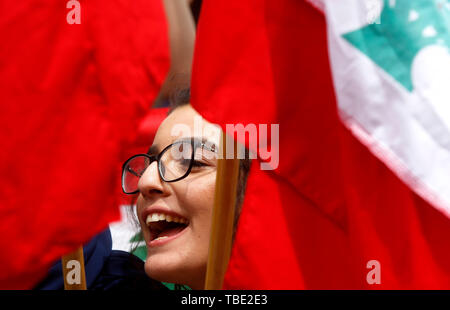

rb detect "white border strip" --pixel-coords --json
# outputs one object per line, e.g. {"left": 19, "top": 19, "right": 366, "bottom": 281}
{"left": 341, "top": 112, "right": 450, "bottom": 219}
{"left": 306, "top": 0, "right": 325, "bottom": 13}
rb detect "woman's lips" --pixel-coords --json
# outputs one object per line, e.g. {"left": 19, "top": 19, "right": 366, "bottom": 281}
{"left": 147, "top": 225, "right": 188, "bottom": 247}
{"left": 142, "top": 209, "right": 189, "bottom": 247}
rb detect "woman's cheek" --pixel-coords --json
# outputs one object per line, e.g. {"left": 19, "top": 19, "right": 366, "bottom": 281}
{"left": 187, "top": 175, "right": 216, "bottom": 229}
{"left": 200, "top": 175, "right": 216, "bottom": 210}
{"left": 136, "top": 196, "right": 146, "bottom": 226}
{"left": 203, "top": 176, "right": 217, "bottom": 229}
{"left": 204, "top": 172, "right": 217, "bottom": 196}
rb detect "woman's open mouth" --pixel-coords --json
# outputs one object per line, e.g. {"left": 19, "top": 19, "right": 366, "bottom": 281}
{"left": 145, "top": 212, "right": 189, "bottom": 247}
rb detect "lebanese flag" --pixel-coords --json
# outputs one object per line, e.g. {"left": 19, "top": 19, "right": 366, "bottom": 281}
{"left": 191, "top": 0, "right": 450, "bottom": 289}
{"left": 0, "top": 0, "right": 169, "bottom": 289}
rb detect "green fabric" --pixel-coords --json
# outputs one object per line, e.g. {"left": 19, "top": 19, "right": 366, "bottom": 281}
{"left": 343, "top": 0, "right": 450, "bottom": 91}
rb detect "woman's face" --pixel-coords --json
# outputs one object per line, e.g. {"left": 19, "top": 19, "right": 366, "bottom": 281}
{"left": 136, "top": 104, "right": 220, "bottom": 289}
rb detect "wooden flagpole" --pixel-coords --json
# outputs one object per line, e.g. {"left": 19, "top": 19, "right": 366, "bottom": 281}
{"left": 204, "top": 133, "right": 240, "bottom": 290}
{"left": 61, "top": 246, "right": 87, "bottom": 290}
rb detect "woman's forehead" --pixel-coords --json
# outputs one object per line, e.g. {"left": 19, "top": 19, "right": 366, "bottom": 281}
{"left": 163, "top": 105, "right": 197, "bottom": 127}
{"left": 153, "top": 105, "right": 221, "bottom": 150}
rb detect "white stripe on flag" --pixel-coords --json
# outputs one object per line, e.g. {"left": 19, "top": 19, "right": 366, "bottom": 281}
{"left": 324, "top": 0, "right": 450, "bottom": 216}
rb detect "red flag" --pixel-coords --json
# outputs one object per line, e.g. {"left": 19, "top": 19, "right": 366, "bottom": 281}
{"left": 0, "top": 0, "right": 169, "bottom": 289}
{"left": 191, "top": 0, "right": 450, "bottom": 289}
{"left": 116, "top": 107, "right": 169, "bottom": 206}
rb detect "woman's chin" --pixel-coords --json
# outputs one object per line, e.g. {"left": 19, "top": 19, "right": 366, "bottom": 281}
{"left": 145, "top": 259, "right": 184, "bottom": 284}
{"left": 144, "top": 259, "right": 205, "bottom": 290}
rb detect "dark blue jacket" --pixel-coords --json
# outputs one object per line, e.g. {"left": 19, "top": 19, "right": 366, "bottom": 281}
{"left": 34, "top": 229, "right": 167, "bottom": 290}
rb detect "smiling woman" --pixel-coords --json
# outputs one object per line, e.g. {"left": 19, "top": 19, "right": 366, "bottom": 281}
{"left": 122, "top": 93, "right": 251, "bottom": 290}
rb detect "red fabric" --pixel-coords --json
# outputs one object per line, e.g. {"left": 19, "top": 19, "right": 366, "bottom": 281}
{"left": 0, "top": 0, "right": 169, "bottom": 289}
{"left": 116, "top": 107, "right": 169, "bottom": 206}
{"left": 134, "top": 107, "right": 170, "bottom": 154}
{"left": 191, "top": 0, "right": 450, "bottom": 289}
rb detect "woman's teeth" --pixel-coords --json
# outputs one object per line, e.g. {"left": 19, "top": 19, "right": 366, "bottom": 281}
{"left": 146, "top": 213, "right": 188, "bottom": 225}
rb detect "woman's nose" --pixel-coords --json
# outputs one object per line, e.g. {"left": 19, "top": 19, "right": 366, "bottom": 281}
{"left": 137, "top": 161, "right": 165, "bottom": 196}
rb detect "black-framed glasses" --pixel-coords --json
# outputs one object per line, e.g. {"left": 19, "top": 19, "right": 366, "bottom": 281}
{"left": 121, "top": 138, "right": 217, "bottom": 194}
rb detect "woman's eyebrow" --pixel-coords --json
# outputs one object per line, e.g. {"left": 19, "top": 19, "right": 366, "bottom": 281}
{"left": 147, "top": 144, "right": 159, "bottom": 155}
{"left": 148, "top": 138, "right": 217, "bottom": 155}
{"left": 175, "top": 137, "right": 217, "bottom": 151}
